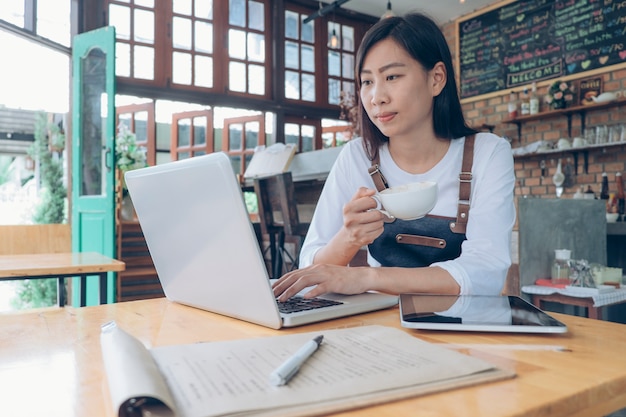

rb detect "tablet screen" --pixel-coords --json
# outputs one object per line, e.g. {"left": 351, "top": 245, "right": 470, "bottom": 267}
{"left": 400, "top": 294, "right": 567, "bottom": 333}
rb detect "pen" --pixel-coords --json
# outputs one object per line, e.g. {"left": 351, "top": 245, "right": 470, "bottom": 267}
{"left": 269, "top": 335, "right": 323, "bottom": 386}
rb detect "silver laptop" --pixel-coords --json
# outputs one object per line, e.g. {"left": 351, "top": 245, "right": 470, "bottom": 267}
{"left": 124, "top": 152, "right": 398, "bottom": 329}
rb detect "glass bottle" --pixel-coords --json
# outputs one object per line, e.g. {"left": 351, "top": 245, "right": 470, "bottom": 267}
{"left": 529, "top": 82, "right": 539, "bottom": 115}
{"left": 551, "top": 249, "right": 571, "bottom": 285}
{"left": 520, "top": 87, "right": 530, "bottom": 115}
{"left": 508, "top": 91, "right": 518, "bottom": 119}
{"left": 600, "top": 172, "right": 609, "bottom": 200}
{"left": 616, "top": 172, "right": 625, "bottom": 220}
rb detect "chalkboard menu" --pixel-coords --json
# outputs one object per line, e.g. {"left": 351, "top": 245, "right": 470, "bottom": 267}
{"left": 458, "top": 0, "right": 626, "bottom": 99}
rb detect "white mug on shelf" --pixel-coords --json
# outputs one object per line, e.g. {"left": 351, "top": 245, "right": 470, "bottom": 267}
{"left": 572, "top": 137, "right": 586, "bottom": 148}
{"left": 557, "top": 138, "right": 571, "bottom": 150}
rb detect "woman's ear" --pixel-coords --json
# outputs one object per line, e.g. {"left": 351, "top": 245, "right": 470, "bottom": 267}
{"left": 431, "top": 62, "right": 447, "bottom": 97}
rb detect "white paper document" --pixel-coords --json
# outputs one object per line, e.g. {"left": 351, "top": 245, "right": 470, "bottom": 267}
{"left": 101, "top": 322, "right": 514, "bottom": 417}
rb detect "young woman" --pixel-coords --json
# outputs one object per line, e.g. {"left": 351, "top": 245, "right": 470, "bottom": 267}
{"left": 273, "top": 12, "right": 515, "bottom": 301}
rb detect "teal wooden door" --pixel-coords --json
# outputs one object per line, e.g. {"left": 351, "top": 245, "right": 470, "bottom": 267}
{"left": 71, "top": 27, "right": 117, "bottom": 306}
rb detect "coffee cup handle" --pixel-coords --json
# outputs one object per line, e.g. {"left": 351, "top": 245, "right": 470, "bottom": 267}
{"left": 371, "top": 195, "right": 396, "bottom": 223}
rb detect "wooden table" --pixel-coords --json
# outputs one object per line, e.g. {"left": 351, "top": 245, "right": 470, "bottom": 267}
{"left": 523, "top": 285, "right": 626, "bottom": 319}
{"left": 1, "top": 298, "right": 625, "bottom": 417}
{"left": 0, "top": 252, "right": 125, "bottom": 306}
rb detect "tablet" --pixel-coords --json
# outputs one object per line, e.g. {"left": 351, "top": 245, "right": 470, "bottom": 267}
{"left": 399, "top": 294, "right": 567, "bottom": 333}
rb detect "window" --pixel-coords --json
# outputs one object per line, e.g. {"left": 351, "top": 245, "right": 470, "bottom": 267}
{"left": 222, "top": 115, "right": 265, "bottom": 178}
{"left": 171, "top": 109, "right": 214, "bottom": 160}
{"left": 116, "top": 102, "right": 157, "bottom": 166}
{"left": 285, "top": 117, "right": 320, "bottom": 152}
{"left": 327, "top": 21, "right": 355, "bottom": 105}
{"left": 227, "top": 0, "right": 268, "bottom": 96}
{"left": 106, "top": 0, "right": 271, "bottom": 97}
{"left": 284, "top": 10, "right": 316, "bottom": 102}
{"left": 171, "top": 0, "right": 215, "bottom": 88}
{"left": 108, "top": 0, "right": 157, "bottom": 81}
{"left": 0, "top": 0, "right": 72, "bottom": 47}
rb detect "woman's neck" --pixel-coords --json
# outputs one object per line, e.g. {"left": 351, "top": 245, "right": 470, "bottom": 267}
{"left": 387, "top": 135, "right": 450, "bottom": 175}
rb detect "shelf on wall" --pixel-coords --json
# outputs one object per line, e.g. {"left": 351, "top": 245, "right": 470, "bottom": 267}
{"left": 502, "top": 98, "right": 626, "bottom": 142}
{"left": 512, "top": 141, "right": 626, "bottom": 174}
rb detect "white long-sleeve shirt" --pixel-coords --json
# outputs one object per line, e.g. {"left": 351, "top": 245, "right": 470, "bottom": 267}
{"left": 299, "top": 133, "right": 516, "bottom": 295}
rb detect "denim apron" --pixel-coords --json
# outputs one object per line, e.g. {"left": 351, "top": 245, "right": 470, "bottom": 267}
{"left": 367, "top": 135, "right": 475, "bottom": 268}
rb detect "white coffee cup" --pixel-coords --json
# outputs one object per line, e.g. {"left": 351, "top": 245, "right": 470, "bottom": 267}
{"left": 372, "top": 181, "right": 438, "bottom": 221}
{"left": 572, "top": 137, "right": 586, "bottom": 148}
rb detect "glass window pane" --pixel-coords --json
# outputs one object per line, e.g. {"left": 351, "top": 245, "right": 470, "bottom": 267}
{"left": 229, "top": 124, "right": 242, "bottom": 150}
{"left": 285, "top": 11, "right": 298, "bottom": 39}
{"left": 285, "top": 41, "right": 299, "bottom": 69}
{"left": 173, "top": 16, "right": 192, "bottom": 49}
{"left": 135, "top": 111, "right": 149, "bottom": 142}
{"left": 194, "top": 117, "right": 207, "bottom": 145}
{"left": 245, "top": 122, "right": 259, "bottom": 149}
{"left": 328, "top": 78, "right": 340, "bottom": 105}
{"left": 230, "top": 155, "right": 242, "bottom": 174}
{"left": 194, "top": 150, "right": 206, "bottom": 157}
{"left": 342, "top": 53, "right": 354, "bottom": 79}
{"left": 179, "top": 151, "right": 190, "bottom": 159}
{"left": 0, "top": 0, "right": 24, "bottom": 26}
{"left": 247, "top": 32, "right": 264, "bottom": 62}
{"left": 285, "top": 71, "right": 300, "bottom": 100}
{"left": 173, "top": 51, "right": 192, "bottom": 84}
{"left": 134, "top": 9, "right": 154, "bottom": 43}
{"left": 195, "top": 0, "right": 213, "bottom": 19}
{"left": 328, "top": 51, "right": 340, "bottom": 77}
{"left": 116, "top": 42, "right": 131, "bottom": 77}
{"left": 195, "top": 21, "right": 213, "bottom": 53}
{"left": 229, "top": 62, "right": 246, "bottom": 92}
{"left": 342, "top": 81, "right": 355, "bottom": 97}
{"left": 301, "top": 45, "right": 314, "bottom": 72}
{"left": 248, "top": 1, "right": 264, "bottom": 31}
{"left": 301, "top": 18, "right": 314, "bottom": 43}
{"left": 135, "top": 0, "right": 154, "bottom": 7}
{"left": 173, "top": 0, "right": 192, "bottom": 15}
{"left": 177, "top": 120, "right": 191, "bottom": 147}
{"left": 37, "top": 0, "right": 71, "bottom": 46}
{"left": 228, "top": 29, "right": 246, "bottom": 59}
{"left": 229, "top": 0, "right": 245, "bottom": 27}
{"left": 302, "top": 135, "right": 313, "bottom": 152}
{"left": 81, "top": 48, "right": 107, "bottom": 196}
{"left": 301, "top": 73, "right": 315, "bottom": 102}
{"left": 134, "top": 45, "right": 154, "bottom": 79}
{"left": 342, "top": 26, "right": 354, "bottom": 51}
{"left": 285, "top": 123, "right": 299, "bottom": 147}
{"left": 195, "top": 55, "right": 213, "bottom": 88}
{"left": 248, "top": 65, "right": 264, "bottom": 95}
{"left": 109, "top": 4, "right": 131, "bottom": 40}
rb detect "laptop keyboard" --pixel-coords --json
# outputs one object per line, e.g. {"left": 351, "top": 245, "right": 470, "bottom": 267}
{"left": 277, "top": 296, "right": 343, "bottom": 314}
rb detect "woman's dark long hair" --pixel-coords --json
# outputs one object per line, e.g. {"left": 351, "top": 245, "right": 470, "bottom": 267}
{"left": 356, "top": 12, "right": 477, "bottom": 161}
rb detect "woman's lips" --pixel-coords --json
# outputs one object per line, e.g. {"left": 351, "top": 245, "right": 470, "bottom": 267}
{"left": 376, "top": 112, "right": 396, "bottom": 123}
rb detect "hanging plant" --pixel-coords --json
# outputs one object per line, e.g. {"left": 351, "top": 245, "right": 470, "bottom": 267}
{"left": 115, "top": 123, "right": 147, "bottom": 190}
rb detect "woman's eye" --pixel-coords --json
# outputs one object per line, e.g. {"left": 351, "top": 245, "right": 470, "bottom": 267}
{"left": 386, "top": 75, "right": 399, "bottom": 81}
{"left": 361, "top": 79, "right": 372, "bottom": 86}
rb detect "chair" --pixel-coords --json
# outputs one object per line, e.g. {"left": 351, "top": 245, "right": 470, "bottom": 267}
{"left": 253, "top": 172, "right": 310, "bottom": 279}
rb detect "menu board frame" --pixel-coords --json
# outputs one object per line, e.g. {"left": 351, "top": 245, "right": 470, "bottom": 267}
{"left": 456, "top": 0, "right": 626, "bottom": 103}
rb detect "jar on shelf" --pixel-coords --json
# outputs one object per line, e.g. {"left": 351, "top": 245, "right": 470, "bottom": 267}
{"left": 551, "top": 249, "right": 571, "bottom": 285}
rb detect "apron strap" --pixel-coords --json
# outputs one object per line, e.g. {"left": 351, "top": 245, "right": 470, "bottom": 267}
{"left": 367, "top": 153, "right": 388, "bottom": 192}
{"left": 449, "top": 134, "right": 475, "bottom": 234}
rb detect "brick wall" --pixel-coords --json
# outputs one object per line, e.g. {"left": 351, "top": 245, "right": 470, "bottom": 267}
{"left": 441, "top": 19, "right": 626, "bottom": 218}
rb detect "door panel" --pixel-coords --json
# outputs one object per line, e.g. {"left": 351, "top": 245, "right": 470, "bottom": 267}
{"left": 71, "top": 27, "right": 117, "bottom": 306}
